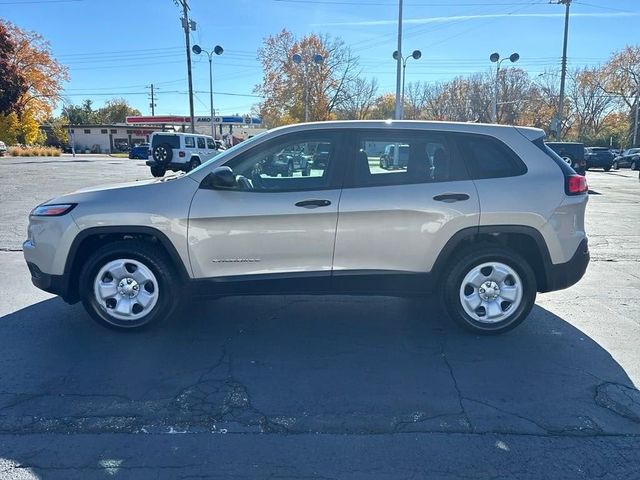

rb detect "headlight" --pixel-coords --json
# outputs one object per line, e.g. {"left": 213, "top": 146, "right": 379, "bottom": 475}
{"left": 30, "top": 204, "right": 76, "bottom": 216}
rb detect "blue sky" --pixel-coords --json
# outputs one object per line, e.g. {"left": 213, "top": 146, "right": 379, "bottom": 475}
{"left": 3, "top": 0, "right": 639, "bottom": 118}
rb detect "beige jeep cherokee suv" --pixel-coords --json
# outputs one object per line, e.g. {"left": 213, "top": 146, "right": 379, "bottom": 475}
{"left": 24, "top": 121, "right": 589, "bottom": 334}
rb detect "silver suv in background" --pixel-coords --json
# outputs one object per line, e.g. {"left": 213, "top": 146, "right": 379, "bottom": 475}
{"left": 146, "top": 132, "right": 222, "bottom": 177}
{"left": 24, "top": 121, "right": 589, "bottom": 335}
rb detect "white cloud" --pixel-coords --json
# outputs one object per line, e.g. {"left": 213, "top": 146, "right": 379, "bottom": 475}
{"left": 313, "top": 11, "right": 638, "bottom": 27}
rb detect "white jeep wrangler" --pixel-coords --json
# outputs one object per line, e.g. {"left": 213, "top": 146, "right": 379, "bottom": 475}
{"left": 146, "top": 132, "right": 222, "bottom": 177}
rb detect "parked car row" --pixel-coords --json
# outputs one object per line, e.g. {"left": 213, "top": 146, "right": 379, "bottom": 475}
{"left": 545, "top": 142, "right": 639, "bottom": 173}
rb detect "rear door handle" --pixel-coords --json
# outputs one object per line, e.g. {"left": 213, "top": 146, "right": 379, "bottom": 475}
{"left": 295, "top": 199, "right": 332, "bottom": 208}
{"left": 433, "top": 193, "right": 470, "bottom": 203}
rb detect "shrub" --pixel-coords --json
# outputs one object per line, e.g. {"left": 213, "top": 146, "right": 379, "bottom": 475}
{"left": 5, "top": 145, "right": 62, "bottom": 157}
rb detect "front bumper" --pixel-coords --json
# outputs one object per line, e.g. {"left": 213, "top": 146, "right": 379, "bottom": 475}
{"left": 542, "top": 238, "right": 590, "bottom": 292}
{"left": 26, "top": 260, "right": 71, "bottom": 301}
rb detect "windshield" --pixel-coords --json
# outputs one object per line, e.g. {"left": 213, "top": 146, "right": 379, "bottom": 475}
{"left": 185, "top": 130, "right": 271, "bottom": 177}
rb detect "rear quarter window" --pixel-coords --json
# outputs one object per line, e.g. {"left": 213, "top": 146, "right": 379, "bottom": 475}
{"left": 455, "top": 134, "right": 527, "bottom": 179}
{"left": 151, "top": 135, "right": 180, "bottom": 149}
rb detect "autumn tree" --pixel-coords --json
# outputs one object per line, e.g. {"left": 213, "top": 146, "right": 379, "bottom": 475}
{"left": 0, "top": 20, "right": 68, "bottom": 144}
{"left": 335, "top": 77, "right": 378, "bottom": 120}
{"left": 0, "top": 22, "right": 26, "bottom": 115}
{"left": 369, "top": 93, "right": 396, "bottom": 119}
{"left": 601, "top": 46, "right": 640, "bottom": 145}
{"left": 256, "top": 29, "right": 359, "bottom": 126}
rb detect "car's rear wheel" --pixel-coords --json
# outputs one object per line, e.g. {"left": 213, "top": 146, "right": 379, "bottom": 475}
{"left": 441, "top": 246, "right": 537, "bottom": 335}
{"left": 286, "top": 162, "right": 294, "bottom": 177}
{"left": 604, "top": 166, "right": 611, "bottom": 172}
{"left": 79, "top": 241, "right": 180, "bottom": 330}
{"left": 302, "top": 164, "right": 311, "bottom": 176}
{"left": 150, "top": 166, "right": 165, "bottom": 177}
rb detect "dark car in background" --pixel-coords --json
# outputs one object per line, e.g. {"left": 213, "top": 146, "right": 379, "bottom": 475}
{"left": 261, "top": 145, "right": 311, "bottom": 177}
{"left": 129, "top": 143, "right": 150, "bottom": 159}
{"left": 612, "top": 148, "right": 640, "bottom": 170}
{"left": 545, "top": 141, "right": 586, "bottom": 175}
{"left": 312, "top": 142, "right": 331, "bottom": 169}
{"left": 585, "top": 147, "right": 614, "bottom": 171}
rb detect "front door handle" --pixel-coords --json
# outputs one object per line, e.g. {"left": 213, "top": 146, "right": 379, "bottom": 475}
{"left": 433, "top": 193, "right": 470, "bottom": 203}
{"left": 295, "top": 199, "right": 331, "bottom": 208}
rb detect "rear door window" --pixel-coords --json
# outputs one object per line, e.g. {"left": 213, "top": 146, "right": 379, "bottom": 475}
{"left": 456, "top": 134, "right": 527, "bottom": 179}
{"left": 197, "top": 137, "right": 206, "bottom": 149}
{"left": 348, "top": 130, "right": 465, "bottom": 187}
{"left": 184, "top": 137, "right": 195, "bottom": 148}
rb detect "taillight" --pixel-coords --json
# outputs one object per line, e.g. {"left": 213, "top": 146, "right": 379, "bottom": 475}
{"left": 566, "top": 174, "right": 588, "bottom": 195}
{"left": 179, "top": 151, "right": 185, "bottom": 158}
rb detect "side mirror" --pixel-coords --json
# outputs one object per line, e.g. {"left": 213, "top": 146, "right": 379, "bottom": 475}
{"left": 202, "top": 166, "right": 236, "bottom": 189}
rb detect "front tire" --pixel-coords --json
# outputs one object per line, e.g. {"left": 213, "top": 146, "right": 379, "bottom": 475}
{"left": 632, "top": 160, "right": 637, "bottom": 171}
{"left": 612, "top": 161, "right": 618, "bottom": 170}
{"left": 604, "top": 166, "right": 611, "bottom": 172}
{"left": 79, "top": 241, "right": 180, "bottom": 330}
{"left": 441, "top": 246, "right": 537, "bottom": 335}
{"left": 188, "top": 158, "right": 201, "bottom": 171}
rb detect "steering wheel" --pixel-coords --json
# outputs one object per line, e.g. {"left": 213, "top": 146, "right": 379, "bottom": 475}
{"left": 235, "top": 175, "right": 253, "bottom": 190}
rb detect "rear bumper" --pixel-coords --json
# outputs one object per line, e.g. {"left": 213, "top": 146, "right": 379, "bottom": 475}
{"left": 542, "top": 238, "right": 589, "bottom": 293}
{"left": 146, "top": 160, "right": 189, "bottom": 171}
{"left": 587, "top": 158, "right": 613, "bottom": 168}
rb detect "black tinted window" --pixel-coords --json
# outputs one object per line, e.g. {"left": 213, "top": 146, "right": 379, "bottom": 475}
{"left": 197, "top": 137, "right": 206, "bottom": 149}
{"left": 457, "top": 134, "right": 526, "bottom": 179}
{"left": 152, "top": 135, "right": 180, "bottom": 149}
{"left": 206, "top": 138, "right": 215, "bottom": 149}
{"left": 184, "top": 137, "right": 195, "bottom": 148}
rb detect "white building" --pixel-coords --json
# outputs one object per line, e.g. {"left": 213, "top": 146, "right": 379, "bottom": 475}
{"left": 67, "top": 124, "right": 159, "bottom": 153}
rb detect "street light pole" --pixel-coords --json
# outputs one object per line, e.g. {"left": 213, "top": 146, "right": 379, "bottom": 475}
{"left": 490, "top": 52, "right": 519, "bottom": 123}
{"left": 393, "top": 50, "right": 422, "bottom": 120}
{"left": 292, "top": 53, "right": 324, "bottom": 122}
{"left": 394, "top": 0, "right": 403, "bottom": 120}
{"left": 556, "top": 0, "right": 571, "bottom": 140}
{"left": 193, "top": 44, "right": 223, "bottom": 139}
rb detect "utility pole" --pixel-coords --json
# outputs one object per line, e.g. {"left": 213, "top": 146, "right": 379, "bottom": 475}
{"left": 178, "top": 0, "right": 196, "bottom": 132}
{"left": 634, "top": 88, "right": 639, "bottom": 147}
{"left": 148, "top": 84, "right": 156, "bottom": 116}
{"left": 394, "top": 0, "right": 403, "bottom": 120}
{"left": 556, "top": 0, "right": 571, "bottom": 140}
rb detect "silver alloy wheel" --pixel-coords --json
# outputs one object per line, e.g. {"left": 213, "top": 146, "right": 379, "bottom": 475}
{"left": 459, "top": 261, "right": 523, "bottom": 324}
{"left": 93, "top": 258, "right": 159, "bottom": 321}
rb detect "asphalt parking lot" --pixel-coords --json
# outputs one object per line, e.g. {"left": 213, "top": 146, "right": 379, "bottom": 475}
{"left": 0, "top": 155, "right": 639, "bottom": 479}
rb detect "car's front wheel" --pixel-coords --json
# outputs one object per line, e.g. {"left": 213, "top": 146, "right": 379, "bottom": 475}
{"left": 188, "top": 158, "right": 201, "bottom": 171}
{"left": 612, "top": 161, "right": 618, "bottom": 170}
{"left": 604, "top": 166, "right": 611, "bottom": 172}
{"left": 79, "top": 241, "right": 180, "bottom": 330}
{"left": 632, "top": 160, "right": 637, "bottom": 170}
{"left": 441, "top": 246, "right": 537, "bottom": 335}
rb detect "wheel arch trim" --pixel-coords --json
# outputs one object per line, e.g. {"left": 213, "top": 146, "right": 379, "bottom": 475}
{"left": 430, "top": 225, "right": 554, "bottom": 291}
{"left": 62, "top": 226, "right": 190, "bottom": 302}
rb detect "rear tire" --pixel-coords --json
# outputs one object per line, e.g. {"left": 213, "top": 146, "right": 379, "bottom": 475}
{"left": 441, "top": 246, "right": 537, "bottom": 335}
{"left": 604, "top": 166, "right": 611, "bottom": 172}
{"left": 79, "top": 240, "right": 180, "bottom": 330}
{"left": 632, "top": 160, "right": 637, "bottom": 171}
{"left": 150, "top": 166, "right": 165, "bottom": 177}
